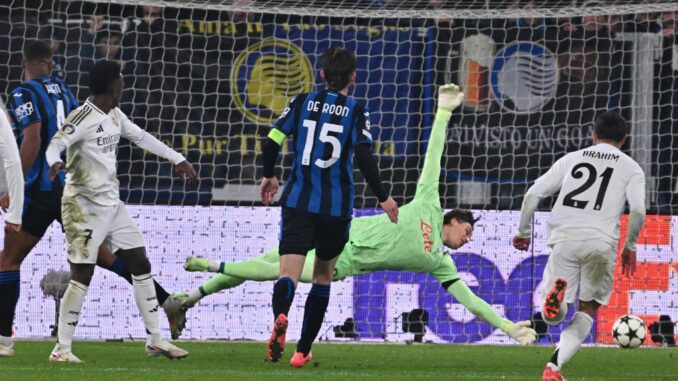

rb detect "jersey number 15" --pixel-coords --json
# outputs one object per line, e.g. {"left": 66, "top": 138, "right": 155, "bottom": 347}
{"left": 301, "top": 119, "right": 343, "bottom": 169}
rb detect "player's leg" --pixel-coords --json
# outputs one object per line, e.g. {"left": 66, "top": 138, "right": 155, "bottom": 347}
{"left": 0, "top": 230, "right": 40, "bottom": 357}
{"left": 95, "top": 245, "right": 185, "bottom": 339}
{"left": 291, "top": 215, "right": 350, "bottom": 368}
{"left": 1, "top": 191, "right": 57, "bottom": 357}
{"left": 107, "top": 203, "right": 186, "bottom": 359}
{"left": 542, "top": 241, "right": 614, "bottom": 381}
{"left": 179, "top": 249, "right": 288, "bottom": 307}
{"left": 540, "top": 242, "right": 581, "bottom": 326}
{"left": 50, "top": 195, "right": 109, "bottom": 363}
{"left": 267, "top": 207, "right": 314, "bottom": 362}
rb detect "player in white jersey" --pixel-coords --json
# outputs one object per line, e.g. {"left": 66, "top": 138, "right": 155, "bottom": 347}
{"left": 513, "top": 112, "right": 646, "bottom": 381}
{"left": 0, "top": 100, "right": 23, "bottom": 236}
{"left": 44, "top": 60, "right": 197, "bottom": 363}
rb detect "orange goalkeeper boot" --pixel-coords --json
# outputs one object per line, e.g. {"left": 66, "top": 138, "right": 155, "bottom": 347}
{"left": 266, "top": 314, "right": 288, "bottom": 362}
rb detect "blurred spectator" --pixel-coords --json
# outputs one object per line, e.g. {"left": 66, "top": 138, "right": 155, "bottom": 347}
{"left": 655, "top": 11, "right": 678, "bottom": 212}
{"left": 38, "top": 25, "right": 67, "bottom": 78}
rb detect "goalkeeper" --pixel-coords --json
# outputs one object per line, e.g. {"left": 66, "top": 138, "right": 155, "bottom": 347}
{"left": 176, "top": 84, "right": 537, "bottom": 345}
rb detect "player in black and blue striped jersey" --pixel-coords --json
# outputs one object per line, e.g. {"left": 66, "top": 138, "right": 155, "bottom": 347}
{"left": 260, "top": 47, "right": 398, "bottom": 367}
{"left": 0, "top": 42, "right": 186, "bottom": 358}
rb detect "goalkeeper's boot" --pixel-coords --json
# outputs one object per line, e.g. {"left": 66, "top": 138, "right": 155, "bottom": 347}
{"left": 146, "top": 340, "right": 188, "bottom": 360}
{"left": 289, "top": 351, "right": 312, "bottom": 368}
{"left": 49, "top": 344, "right": 83, "bottom": 363}
{"left": 0, "top": 340, "right": 14, "bottom": 357}
{"left": 266, "top": 314, "right": 288, "bottom": 362}
{"left": 543, "top": 278, "right": 567, "bottom": 321}
{"left": 183, "top": 256, "right": 212, "bottom": 272}
{"left": 542, "top": 364, "right": 567, "bottom": 381}
{"left": 163, "top": 294, "right": 189, "bottom": 340}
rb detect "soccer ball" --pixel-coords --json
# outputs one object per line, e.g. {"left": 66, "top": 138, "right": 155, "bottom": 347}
{"left": 612, "top": 314, "right": 646, "bottom": 348}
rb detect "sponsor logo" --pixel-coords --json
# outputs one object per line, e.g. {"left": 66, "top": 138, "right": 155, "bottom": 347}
{"left": 14, "top": 102, "right": 34, "bottom": 120}
{"left": 62, "top": 123, "right": 75, "bottom": 135}
{"left": 419, "top": 219, "right": 434, "bottom": 253}
{"left": 490, "top": 42, "right": 559, "bottom": 113}
{"left": 231, "top": 39, "right": 314, "bottom": 124}
{"left": 46, "top": 83, "right": 61, "bottom": 94}
{"left": 96, "top": 125, "right": 104, "bottom": 133}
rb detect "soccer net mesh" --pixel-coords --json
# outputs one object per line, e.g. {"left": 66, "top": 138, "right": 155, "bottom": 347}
{"left": 1, "top": 0, "right": 677, "bottom": 345}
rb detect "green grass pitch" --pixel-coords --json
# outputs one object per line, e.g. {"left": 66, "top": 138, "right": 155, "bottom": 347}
{"left": 0, "top": 341, "right": 675, "bottom": 381}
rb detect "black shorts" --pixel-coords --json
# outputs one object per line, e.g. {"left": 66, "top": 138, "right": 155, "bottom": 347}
{"left": 279, "top": 207, "right": 351, "bottom": 261}
{"left": 22, "top": 189, "right": 63, "bottom": 238}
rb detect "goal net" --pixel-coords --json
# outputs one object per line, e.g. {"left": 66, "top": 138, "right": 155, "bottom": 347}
{"left": 1, "top": 0, "right": 676, "bottom": 346}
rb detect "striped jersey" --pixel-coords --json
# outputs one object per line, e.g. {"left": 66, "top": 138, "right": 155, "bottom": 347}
{"left": 6, "top": 75, "right": 78, "bottom": 191}
{"left": 271, "top": 90, "right": 373, "bottom": 217}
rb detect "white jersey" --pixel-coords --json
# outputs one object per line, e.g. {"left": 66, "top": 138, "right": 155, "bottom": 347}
{"left": 520, "top": 143, "right": 645, "bottom": 246}
{"left": 46, "top": 100, "right": 185, "bottom": 205}
{"left": 0, "top": 100, "right": 24, "bottom": 224}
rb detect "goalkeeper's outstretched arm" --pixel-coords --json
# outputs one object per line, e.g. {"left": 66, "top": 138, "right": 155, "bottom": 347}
{"left": 414, "top": 84, "right": 464, "bottom": 202}
{"left": 443, "top": 280, "right": 537, "bottom": 345}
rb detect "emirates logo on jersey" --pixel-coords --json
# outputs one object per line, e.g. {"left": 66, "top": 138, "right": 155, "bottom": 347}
{"left": 419, "top": 219, "right": 434, "bottom": 253}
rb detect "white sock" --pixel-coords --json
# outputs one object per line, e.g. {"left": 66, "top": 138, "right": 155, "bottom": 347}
{"left": 543, "top": 302, "right": 568, "bottom": 326}
{"left": 0, "top": 335, "right": 12, "bottom": 346}
{"left": 186, "top": 288, "right": 203, "bottom": 305}
{"left": 208, "top": 260, "right": 220, "bottom": 272}
{"left": 132, "top": 273, "right": 162, "bottom": 345}
{"left": 57, "top": 280, "right": 88, "bottom": 349}
{"left": 553, "top": 311, "right": 594, "bottom": 369}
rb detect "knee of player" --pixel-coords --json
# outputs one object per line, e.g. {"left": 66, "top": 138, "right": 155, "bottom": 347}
{"left": 116, "top": 247, "right": 151, "bottom": 275}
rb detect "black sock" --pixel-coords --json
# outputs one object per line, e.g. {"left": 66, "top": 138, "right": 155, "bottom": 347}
{"left": 272, "top": 277, "right": 295, "bottom": 319}
{"left": 110, "top": 258, "right": 169, "bottom": 306}
{"left": 0, "top": 271, "right": 20, "bottom": 337}
{"left": 549, "top": 348, "right": 560, "bottom": 367}
{"left": 297, "top": 283, "right": 330, "bottom": 356}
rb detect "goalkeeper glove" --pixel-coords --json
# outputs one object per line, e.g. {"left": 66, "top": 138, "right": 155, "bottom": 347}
{"left": 437, "top": 83, "right": 464, "bottom": 112}
{"left": 502, "top": 320, "right": 537, "bottom": 345}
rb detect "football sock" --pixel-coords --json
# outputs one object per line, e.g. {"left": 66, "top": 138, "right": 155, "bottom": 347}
{"left": 57, "top": 280, "right": 88, "bottom": 348}
{"left": 132, "top": 273, "right": 162, "bottom": 344}
{"left": 111, "top": 258, "right": 169, "bottom": 306}
{"left": 272, "top": 277, "right": 296, "bottom": 318}
{"left": 0, "top": 271, "right": 20, "bottom": 337}
{"left": 219, "top": 256, "right": 281, "bottom": 281}
{"left": 552, "top": 311, "right": 593, "bottom": 369}
{"left": 543, "top": 301, "right": 568, "bottom": 326}
{"left": 296, "top": 283, "right": 330, "bottom": 356}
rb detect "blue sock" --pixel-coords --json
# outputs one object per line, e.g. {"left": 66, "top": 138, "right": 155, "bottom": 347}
{"left": 272, "top": 277, "right": 295, "bottom": 319}
{"left": 297, "top": 283, "right": 330, "bottom": 355}
{"left": 0, "top": 271, "right": 20, "bottom": 337}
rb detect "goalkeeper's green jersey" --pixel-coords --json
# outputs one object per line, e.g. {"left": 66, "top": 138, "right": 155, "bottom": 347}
{"left": 334, "top": 109, "right": 459, "bottom": 285}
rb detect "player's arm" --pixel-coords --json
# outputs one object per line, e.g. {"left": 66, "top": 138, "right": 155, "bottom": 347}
{"left": 513, "top": 155, "right": 569, "bottom": 250}
{"left": 45, "top": 120, "right": 89, "bottom": 179}
{"left": 433, "top": 257, "right": 536, "bottom": 345}
{"left": 0, "top": 104, "right": 23, "bottom": 230}
{"left": 260, "top": 96, "right": 301, "bottom": 205}
{"left": 7, "top": 88, "right": 42, "bottom": 176}
{"left": 118, "top": 110, "right": 197, "bottom": 183}
{"left": 621, "top": 169, "right": 646, "bottom": 276}
{"left": 353, "top": 104, "right": 398, "bottom": 223}
{"left": 414, "top": 84, "right": 464, "bottom": 203}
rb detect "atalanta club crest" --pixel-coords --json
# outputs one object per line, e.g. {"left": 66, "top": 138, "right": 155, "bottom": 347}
{"left": 490, "top": 42, "right": 559, "bottom": 114}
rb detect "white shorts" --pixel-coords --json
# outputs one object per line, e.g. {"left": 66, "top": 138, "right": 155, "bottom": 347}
{"left": 62, "top": 196, "right": 145, "bottom": 264}
{"left": 541, "top": 240, "right": 616, "bottom": 306}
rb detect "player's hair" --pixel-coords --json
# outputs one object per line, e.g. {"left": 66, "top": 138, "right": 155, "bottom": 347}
{"left": 90, "top": 60, "right": 122, "bottom": 96}
{"left": 321, "top": 47, "right": 356, "bottom": 91}
{"left": 23, "top": 40, "right": 52, "bottom": 63}
{"left": 594, "top": 112, "right": 627, "bottom": 142}
{"left": 443, "top": 209, "right": 480, "bottom": 228}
